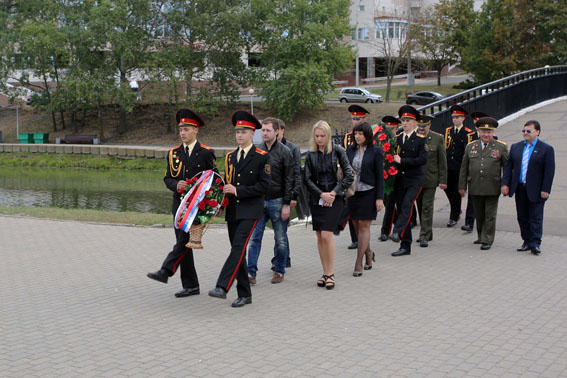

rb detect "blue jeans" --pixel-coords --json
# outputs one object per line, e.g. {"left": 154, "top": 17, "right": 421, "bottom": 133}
{"left": 247, "top": 197, "right": 289, "bottom": 277}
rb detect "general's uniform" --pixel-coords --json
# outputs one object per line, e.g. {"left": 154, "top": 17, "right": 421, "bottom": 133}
{"left": 148, "top": 108, "right": 215, "bottom": 292}
{"left": 459, "top": 118, "right": 508, "bottom": 248}
{"left": 416, "top": 116, "right": 447, "bottom": 243}
{"left": 214, "top": 111, "right": 271, "bottom": 300}
{"left": 444, "top": 105, "right": 477, "bottom": 226}
{"left": 391, "top": 106, "right": 428, "bottom": 254}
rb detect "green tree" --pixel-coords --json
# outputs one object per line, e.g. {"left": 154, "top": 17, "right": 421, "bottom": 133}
{"left": 251, "top": 0, "right": 353, "bottom": 119}
{"left": 534, "top": 0, "right": 567, "bottom": 65}
{"left": 414, "top": 0, "right": 476, "bottom": 86}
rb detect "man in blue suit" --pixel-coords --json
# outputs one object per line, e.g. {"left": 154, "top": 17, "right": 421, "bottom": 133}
{"left": 501, "top": 120, "right": 555, "bottom": 255}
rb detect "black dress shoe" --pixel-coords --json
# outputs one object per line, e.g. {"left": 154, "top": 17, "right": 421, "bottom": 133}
{"left": 348, "top": 242, "right": 358, "bottom": 250}
{"left": 147, "top": 269, "right": 169, "bottom": 284}
{"left": 208, "top": 287, "right": 227, "bottom": 299}
{"left": 231, "top": 296, "right": 252, "bottom": 308}
{"left": 517, "top": 244, "right": 530, "bottom": 252}
{"left": 379, "top": 233, "right": 388, "bottom": 241}
{"left": 391, "top": 248, "right": 410, "bottom": 257}
{"left": 175, "top": 287, "right": 200, "bottom": 297}
{"left": 419, "top": 240, "right": 428, "bottom": 248}
{"left": 461, "top": 224, "right": 473, "bottom": 232}
{"left": 286, "top": 258, "right": 291, "bottom": 268}
{"left": 531, "top": 246, "right": 541, "bottom": 255}
{"left": 390, "top": 233, "right": 400, "bottom": 242}
{"left": 447, "top": 219, "right": 458, "bottom": 227}
{"left": 473, "top": 239, "right": 482, "bottom": 244}
{"left": 480, "top": 243, "right": 491, "bottom": 250}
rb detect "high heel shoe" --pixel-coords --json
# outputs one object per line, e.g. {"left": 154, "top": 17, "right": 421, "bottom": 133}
{"left": 364, "top": 252, "right": 375, "bottom": 270}
{"left": 325, "top": 274, "right": 335, "bottom": 289}
{"left": 317, "top": 275, "right": 327, "bottom": 287}
{"left": 353, "top": 271, "right": 363, "bottom": 277}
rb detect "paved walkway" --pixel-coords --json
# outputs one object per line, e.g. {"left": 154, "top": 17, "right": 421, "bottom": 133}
{"left": 1, "top": 100, "right": 566, "bottom": 377}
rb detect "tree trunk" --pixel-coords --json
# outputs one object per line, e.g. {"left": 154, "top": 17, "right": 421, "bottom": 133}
{"left": 72, "top": 111, "right": 78, "bottom": 133}
{"left": 51, "top": 111, "right": 57, "bottom": 132}
{"left": 97, "top": 105, "right": 104, "bottom": 139}
{"left": 118, "top": 63, "right": 128, "bottom": 134}
{"left": 437, "top": 70, "right": 442, "bottom": 86}
{"left": 60, "top": 111, "right": 66, "bottom": 130}
{"left": 81, "top": 107, "right": 87, "bottom": 128}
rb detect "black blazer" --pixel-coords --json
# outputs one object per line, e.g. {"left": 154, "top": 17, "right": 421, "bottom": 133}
{"left": 347, "top": 145, "right": 384, "bottom": 200}
{"left": 303, "top": 144, "right": 354, "bottom": 205}
{"left": 224, "top": 147, "right": 271, "bottom": 221}
{"left": 164, "top": 141, "right": 216, "bottom": 215}
{"left": 445, "top": 126, "right": 477, "bottom": 171}
{"left": 395, "top": 131, "right": 428, "bottom": 188}
{"left": 502, "top": 139, "right": 555, "bottom": 202}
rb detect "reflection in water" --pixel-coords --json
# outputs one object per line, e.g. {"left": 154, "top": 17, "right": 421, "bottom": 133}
{"left": 0, "top": 167, "right": 172, "bottom": 214}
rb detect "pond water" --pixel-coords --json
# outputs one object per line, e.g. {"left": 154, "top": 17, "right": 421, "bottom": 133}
{"left": 0, "top": 167, "right": 172, "bottom": 214}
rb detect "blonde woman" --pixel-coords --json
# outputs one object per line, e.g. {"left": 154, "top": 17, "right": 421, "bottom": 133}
{"left": 303, "top": 121, "right": 354, "bottom": 289}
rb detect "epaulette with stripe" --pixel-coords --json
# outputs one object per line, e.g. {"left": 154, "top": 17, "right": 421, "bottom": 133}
{"left": 255, "top": 148, "right": 268, "bottom": 155}
{"left": 200, "top": 143, "right": 212, "bottom": 151}
{"left": 465, "top": 128, "right": 475, "bottom": 134}
{"left": 495, "top": 140, "right": 507, "bottom": 145}
{"left": 416, "top": 133, "right": 425, "bottom": 138}
{"left": 431, "top": 131, "right": 442, "bottom": 136}
{"left": 169, "top": 144, "right": 181, "bottom": 152}
{"left": 467, "top": 140, "right": 477, "bottom": 145}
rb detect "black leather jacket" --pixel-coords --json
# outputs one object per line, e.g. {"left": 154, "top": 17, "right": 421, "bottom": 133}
{"left": 257, "top": 140, "right": 293, "bottom": 204}
{"left": 281, "top": 138, "right": 302, "bottom": 201}
{"left": 303, "top": 144, "right": 354, "bottom": 205}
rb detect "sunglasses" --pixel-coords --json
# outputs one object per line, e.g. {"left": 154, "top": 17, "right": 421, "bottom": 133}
{"left": 521, "top": 129, "right": 536, "bottom": 134}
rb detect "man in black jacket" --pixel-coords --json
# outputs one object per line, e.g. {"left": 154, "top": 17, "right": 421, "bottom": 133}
{"left": 147, "top": 109, "right": 216, "bottom": 298}
{"left": 390, "top": 106, "right": 428, "bottom": 256}
{"left": 247, "top": 117, "right": 293, "bottom": 284}
{"left": 208, "top": 110, "right": 271, "bottom": 307}
{"left": 276, "top": 119, "right": 301, "bottom": 268}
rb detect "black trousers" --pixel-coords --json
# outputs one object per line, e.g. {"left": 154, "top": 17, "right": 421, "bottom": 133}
{"left": 393, "top": 184, "right": 422, "bottom": 251}
{"left": 381, "top": 192, "right": 397, "bottom": 235}
{"left": 161, "top": 226, "right": 198, "bottom": 289}
{"left": 465, "top": 193, "right": 475, "bottom": 227}
{"left": 216, "top": 219, "right": 257, "bottom": 298}
{"left": 515, "top": 184, "right": 545, "bottom": 247}
{"left": 444, "top": 170, "right": 462, "bottom": 221}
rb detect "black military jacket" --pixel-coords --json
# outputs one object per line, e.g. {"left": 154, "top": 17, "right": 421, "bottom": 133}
{"left": 444, "top": 126, "right": 477, "bottom": 171}
{"left": 224, "top": 147, "right": 271, "bottom": 221}
{"left": 164, "top": 142, "right": 216, "bottom": 215}
{"left": 394, "top": 131, "right": 428, "bottom": 188}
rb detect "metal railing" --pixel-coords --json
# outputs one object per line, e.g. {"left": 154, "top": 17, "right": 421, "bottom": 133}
{"left": 418, "top": 65, "right": 567, "bottom": 133}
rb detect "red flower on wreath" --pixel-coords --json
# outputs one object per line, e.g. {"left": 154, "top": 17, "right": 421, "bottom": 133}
{"left": 378, "top": 133, "right": 387, "bottom": 141}
{"left": 382, "top": 142, "right": 391, "bottom": 153}
{"left": 375, "top": 125, "right": 384, "bottom": 133}
{"left": 221, "top": 198, "right": 229, "bottom": 207}
{"left": 215, "top": 178, "right": 221, "bottom": 184}
{"left": 178, "top": 186, "right": 185, "bottom": 194}
{"left": 198, "top": 201, "right": 206, "bottom": 210}
{"left": 209, "top": 199, "right": 219, "bottom": 207}
{"left": 388, "top": 166, "right": 398, "bottom": 175}
{"left": 385, "top": 153, "right": 394, "bottom": 163}
{"left": 384, "top": 170, "right": 389, "bottom": 180}
{"left": 219, "top": 185, "right": 224, "bottom": 190}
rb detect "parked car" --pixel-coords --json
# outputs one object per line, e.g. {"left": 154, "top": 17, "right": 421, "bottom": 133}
{"left": 339, "top": 87, "right": 383, "bottom": 103}
{"left": 405, "top": 91, "right": 444, "bottom": 105}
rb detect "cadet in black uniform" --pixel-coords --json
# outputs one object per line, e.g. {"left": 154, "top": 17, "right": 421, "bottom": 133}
{"left": 444, "top": 105, "right": 477, "bottom": 228}
{"left": 389, "top": 106, "right": 428, "bottom": 256}
{"left": 147, "top": 109, "right": 216, "bottom": 298}
{"left": 379, "top": 115, "right": 401, "bottom": 241}
{"left": 208, "top": 110, "right": 271, "bottom": 308}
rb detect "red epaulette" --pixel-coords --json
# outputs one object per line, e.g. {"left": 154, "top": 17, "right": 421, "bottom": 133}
{"left": 431, "top": 131, "right": 442, "bottom": 136}
{"left": 465, "top": 128, "right": 475, "bottom": 134}
{"left": 255, "top": 148, "right": 268, "bottom": 155}
{"left": 170, "top": 144, "right": 181, "bottom": 151}
{"left": 200, "top": 144, "right": 212, "bottom": 151}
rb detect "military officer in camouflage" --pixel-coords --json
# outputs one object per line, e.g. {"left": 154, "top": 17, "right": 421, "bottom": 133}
{"left": 415, "top": 115, "right": 447, "bottom": 248}
{"left": 458, "top": 117, "right": 508, "bottom": 250}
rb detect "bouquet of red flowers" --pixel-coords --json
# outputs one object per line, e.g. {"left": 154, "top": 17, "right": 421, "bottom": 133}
{"left": 372, "top": 122, "right": 398, "bottom": 195}
{"left": 175, "top": 170, "right": 226, "bottom": 249}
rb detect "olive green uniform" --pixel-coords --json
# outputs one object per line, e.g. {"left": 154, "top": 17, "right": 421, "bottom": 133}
{"left": 416, "top": 131, "right": 447, "bottom": 241}
{"left": 459, "top": 139, "right": 508, "bottom": 245}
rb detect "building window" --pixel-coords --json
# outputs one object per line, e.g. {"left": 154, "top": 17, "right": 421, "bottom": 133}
{"left": 351, "top": 28, "right": 357, "bottom": 40}
{"left": 375, "top": 20, "right": 408, "bottom": 40}
{"left": 358, "top": 27, "right": 369, "bottom": 40}
{"left": 359, "top": 5, "right": 365, "bottom": 11}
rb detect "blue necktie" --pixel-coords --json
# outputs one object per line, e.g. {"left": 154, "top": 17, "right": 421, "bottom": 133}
{"left": 521, "top": 143, "right": 530, "bottom": 183}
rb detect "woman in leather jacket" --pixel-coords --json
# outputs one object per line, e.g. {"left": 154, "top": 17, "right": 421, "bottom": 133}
{"left": 303, "top": 121, "right": 354, "bottom": 289}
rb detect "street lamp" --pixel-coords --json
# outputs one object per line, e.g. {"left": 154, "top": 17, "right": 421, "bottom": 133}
{"left": 249, "top": 88, "right": 255, "bottom": 114}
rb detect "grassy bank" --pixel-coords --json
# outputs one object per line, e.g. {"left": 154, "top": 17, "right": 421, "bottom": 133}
{"left": 0, "top": 152, "right": 226, "bottom": 172}
{"left": 0, "top": 206, "right": 227, "bottom": 226}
